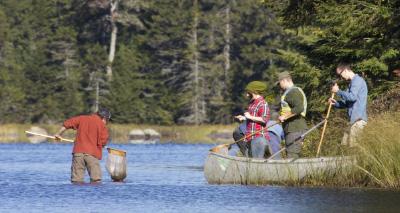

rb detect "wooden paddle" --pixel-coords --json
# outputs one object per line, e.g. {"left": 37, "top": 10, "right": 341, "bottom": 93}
{"left": 25, "top": 131, "right": 74, "bottom": 143}
{"left": 210, "top": 114, "right": 295, "bottom": 153}
{"left": 316, "top": 93, "right": 335, "bottom": 157}
{"left": 26, "top": 131, "right": 126, "bottom": 152}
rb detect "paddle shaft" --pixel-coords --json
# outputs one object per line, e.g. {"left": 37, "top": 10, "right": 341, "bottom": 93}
{"left": 301, "top": 119, "right": 326, "bottom": 139}
{"left": 25, "top": 131, "right": 74, "bottom": 143}
{"left": 267, "top": 147, "right": 286, "bottom": 160}
{"left": 25, "top": 131, "right": 114, "bottom": 152}
{"left": 316, "top": 93, "right": 335, "bottom": 157}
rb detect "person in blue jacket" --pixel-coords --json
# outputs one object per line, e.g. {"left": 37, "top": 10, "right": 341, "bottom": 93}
{"left": 266, "top": 111, "right": 284, "bottom": 159}
{"left": 329, "top": 63, "right": 368, "bottom": 147}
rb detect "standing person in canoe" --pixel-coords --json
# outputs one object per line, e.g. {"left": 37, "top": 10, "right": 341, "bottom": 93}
{"left": 329, "top": 63, "right": 368, "bottom": 147}
{"left": 234, "top": 81, "right": 271, "bottom": 159}
{"left": 276, "top": 71, "right": 308, "bottom": 159}
{"left": 54, "top": 108, "right": 111, "bottom": 183}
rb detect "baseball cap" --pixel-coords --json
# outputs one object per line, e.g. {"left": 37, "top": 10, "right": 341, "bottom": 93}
{"left": 97, "top": 108, "right": 111, "bottom": 120}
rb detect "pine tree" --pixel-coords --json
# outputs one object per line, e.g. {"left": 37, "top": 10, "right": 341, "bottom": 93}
{"left": 263, "top": 0, "right": 400, "bottom": 116}
{"left": 0, "top": 6, "right": 27, "bottom": 123}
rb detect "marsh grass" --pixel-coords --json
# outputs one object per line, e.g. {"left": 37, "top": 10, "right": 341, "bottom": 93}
{"left": 352, "top": 112, "right": 400, "bottom": 188}
{"left": 0, "top": 124, "right": 77, "bottom": 143}
{"left": 108, "top": 124, "right": 236, "bottom": 143}
{"left": 0, "top": 124, "right": 25, "bottom": 142}
{"left": 0, "top": 123, "right": 236, "bottom": 144}
{"left": 293, "top": 112, "right": 400, "bottom": 188}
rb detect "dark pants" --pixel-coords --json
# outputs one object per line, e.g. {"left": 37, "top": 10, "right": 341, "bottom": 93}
{"left": 233, "top": 126, "right": 251, "bottom": 157}
{"left": 285, "top": 131, "right": 304, "bottom": 159}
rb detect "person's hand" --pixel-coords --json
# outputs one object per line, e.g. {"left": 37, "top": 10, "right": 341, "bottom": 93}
{"left": 331, "top": 83, "right": 339, "bottom": 93}
{"left": 234, "top": 115, "right": 246, "bottom": 122}
{"left": 328, "top": 98, "right": 337, "bottom": 105}
{"left": 278, "top": 115, "right": 285, "bottom": 123}
{"left": 54, "top": 134, "right": 62, "bottom": 141}
{"left": 244, "top": 112, "right": 252, "bottom": 120}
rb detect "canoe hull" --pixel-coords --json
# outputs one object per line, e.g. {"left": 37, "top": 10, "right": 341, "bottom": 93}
{"left": 204, "top": 152, "right": 354, "bottom": 185}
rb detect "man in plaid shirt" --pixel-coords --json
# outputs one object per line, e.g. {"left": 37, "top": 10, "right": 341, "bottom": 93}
{"left": 235, "top": 81, "right": 270, "bottom": 158}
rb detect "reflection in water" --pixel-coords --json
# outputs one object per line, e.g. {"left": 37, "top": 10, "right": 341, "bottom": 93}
{"left": 0, "top": 143, "right": 399, "bottom": 213}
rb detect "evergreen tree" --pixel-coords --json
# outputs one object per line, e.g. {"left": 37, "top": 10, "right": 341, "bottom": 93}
{"left": 0, "top": 6, "right": 27, "bottom": 123}
{"left": 0, "top": 0, "right": 398, "bottom": 124}
{"left": 228, "top": 0, "right": 286, "bottom": 113}
{"left": 145, "top": 0, "right": 196, "bottom": 124}
{"left": 263, "top": 0, "right": 400, "bottom": 117}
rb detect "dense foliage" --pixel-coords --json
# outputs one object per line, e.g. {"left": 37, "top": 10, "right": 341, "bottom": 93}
{"left": 0, "top": 0, "right": 399, "bottom": 124}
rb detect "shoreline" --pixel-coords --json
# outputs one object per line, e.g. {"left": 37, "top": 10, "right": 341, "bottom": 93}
{"left": 0, "top": 123, "right": 237, "bottom": 144}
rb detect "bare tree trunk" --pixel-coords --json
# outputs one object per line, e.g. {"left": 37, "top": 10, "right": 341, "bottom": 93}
{"left": 106, "top": 0, "right": 119, "bottom": 81}
{"left": 222, "top": 5, "right": 231, "bottom": 124}
{"left": 193, "top": 0, "right": 200, "bottom": 125}
{"left": 95, "top": 79, "right": 99, "bottom": 112}
{"left": 223, "top": 6, "right": 231, "bottom": 87}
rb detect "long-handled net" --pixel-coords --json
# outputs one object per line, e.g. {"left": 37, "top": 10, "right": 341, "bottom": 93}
{"left": 105, "top": 147, "right": 127, "bottom": 182}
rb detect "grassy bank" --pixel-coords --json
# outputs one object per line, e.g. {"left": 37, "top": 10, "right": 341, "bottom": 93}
{"left": 0, "top": 123, "right": 236, "bottom": 144}
{"left": 352, "top": 112, "right": 400, "bottom": 188}
{"left": 297, "top": 112, "right": 400, "bottom": 189}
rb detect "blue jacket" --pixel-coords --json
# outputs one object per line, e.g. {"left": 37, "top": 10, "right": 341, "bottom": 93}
{"left": 267, "top": 120, "right": 284, "bottom": 141}
{"left": 334, "top": 74, "right": 368, "bottom": 124}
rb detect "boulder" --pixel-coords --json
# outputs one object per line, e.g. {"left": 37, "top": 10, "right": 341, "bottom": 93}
{"left": 27, "top": 126, "right": 48, "bottom": 144}
{"left": 128, "top": 129, "right": 146, "bottom": 144}
{"left": 127, "top": 129, "right": 160, "bottom": 144}
{"left": 143, "top": 129, "right": 161, "bottom": 143}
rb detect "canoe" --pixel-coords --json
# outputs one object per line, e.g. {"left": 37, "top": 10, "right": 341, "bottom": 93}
{"left": 204, "top": 151, "right": 354, "bottom": 185}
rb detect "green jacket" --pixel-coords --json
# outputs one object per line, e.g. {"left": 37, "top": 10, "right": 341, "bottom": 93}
{"left": 281, "top": 87, "right": 308, "bottom": 133}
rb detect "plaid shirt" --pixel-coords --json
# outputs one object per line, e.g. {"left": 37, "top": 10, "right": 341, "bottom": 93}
{"left": 245, "top": 97, "right": 270, "bottom": 142}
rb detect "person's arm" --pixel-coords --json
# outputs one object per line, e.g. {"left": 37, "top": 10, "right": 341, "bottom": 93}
{"left": 244, "top": 103, "right": 270, "bottom": 124}
{"left": 54, "top": 116, "right": 80, "bottom": 139}
{"left": 99, "top": 126, "right": 109, "bottom": 147}
{"left": 279, "top": 89, "right": 308, "bottom": 122}
{"left": 54, "top": 126, "right": 67, "bottom": 140}
{"left": 288, "top": 89, "right": 304, "bottom": 115}
{"left": 337, "top": 78, "right": 361, "bottom": 103}
{"left": 333, "top": 99, "right": 348, "bottom": 109}
{"left": 244, "top": 112, "right": 265, "bottom": 123}
{"left": 234, "top": 115, "right": 246, "bottom": 122}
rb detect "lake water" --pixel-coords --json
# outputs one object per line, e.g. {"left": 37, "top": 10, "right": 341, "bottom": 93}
{"left": 1, "top": 143, "right": 400, "bottom": 213}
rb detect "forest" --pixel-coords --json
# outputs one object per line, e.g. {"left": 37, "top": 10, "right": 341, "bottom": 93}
{"left": 0, "top": 0, "right": 399, "bottom": 125}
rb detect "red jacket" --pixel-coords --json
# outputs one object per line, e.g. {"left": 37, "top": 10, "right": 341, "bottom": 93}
{"left": 63, "top": 114, "right": 109, "bottom": 160}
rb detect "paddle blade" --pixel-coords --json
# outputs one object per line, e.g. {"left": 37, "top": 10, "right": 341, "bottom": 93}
{"left": 209, "top": 144, "right": 229, "bottom": 155}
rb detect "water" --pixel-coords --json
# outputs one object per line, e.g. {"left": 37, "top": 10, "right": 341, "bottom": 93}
{"left": 1, "top": 143, "right": 400, "bottom": 213}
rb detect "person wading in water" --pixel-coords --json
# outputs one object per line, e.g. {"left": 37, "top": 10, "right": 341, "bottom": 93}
{"left": 55, "top": 108, "right": 111, "bottom": 183}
